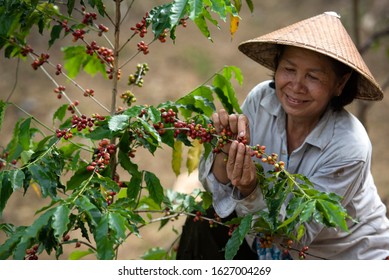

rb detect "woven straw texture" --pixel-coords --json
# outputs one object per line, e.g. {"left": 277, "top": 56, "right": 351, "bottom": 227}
{"left": 238, "top": 12, "right": 383, "bottom": 101}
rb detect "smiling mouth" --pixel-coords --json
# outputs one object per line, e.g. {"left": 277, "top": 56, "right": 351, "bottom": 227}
{"left": 286, "top": 94, "right": 308, "bottom": 105}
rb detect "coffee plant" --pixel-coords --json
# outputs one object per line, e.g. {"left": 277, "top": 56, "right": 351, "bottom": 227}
{"left": 0, "top": 0, "right": 352, "bottom": 260}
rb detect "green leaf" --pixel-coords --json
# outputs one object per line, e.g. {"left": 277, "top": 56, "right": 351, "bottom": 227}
{"left": 148, "top": 4, "right": 173, "bottom": 39}
{"left": 245, "top": 0, "right": 254, "bottom": 12}
{"left": 68, "top": 249, "right": 94, "bottom": 260}
{"left": 207, "top": 0, "right": 227, "bottom": 21}
{"left": 126, "top": 175, "right": 142, "bottom": 203}
{"left": 91, "top": 175, "right": 120, "bottom": 193}
{"left": 170, "top": 0, "right": 189, "bottom": 27}
{"left": 299, "top": 200, "right": 316, "bottom": 223}
{"left": 52, "top": 204, "right": 71, "bottom": 240}
{"left": 0, "top": 100, "right": 8, "bottom": 134}
{"left": 8, "top": 169, "right": 25, "bottom": 191}
{"left": 144, "top": 171, "right": 164, "bottom": 207}
{"left": 316, "top": 199, "right": 349, "bottom": 232}
{"left": 53, "top": 104, "right": 68, "bottom": 123}
{"left": 14, "top": 208, "right": 56, "bottom": 259}
{"left": 0, "top": 225, "right": 27, "bottom": 260}
{"left": 224, "top": 214, "right": 252, "bottom": 260}
{"left": 108, "top": 212, "right": 127, "bottom": 241}
{"left": 95, "top": 213, "right": 115, "bottom": 260}
{"left": 18, "top": 117, "right": 32, "bottom": 150}
{"left": 172, "top": 141, "right": 183, "bottom": 176}
{"left": 189, "top": 0, "right": 204, "bottom": 20}
{"left": 0, "top": 172, "right": 13, "bottom": 217}
{"left": 62, "top": 46, "right": 106, "bottom": 78}
{"left": 186, "top": 139, "right": 202, "bottom": 173}
{"left": 67, "top": 0, "right": 76, "bottom": 15}
{"left": 75, "top": 195, "right": 102, "bottom": 227}
{"left": 278, "top": 201, "right": 306, "bottom": 230}
{"left": 141, "top": 247, "right": 168, "bottom": 260}
{"left": 199, "top": 191, "right": 213, "bottom": 210}
{"left": 213, "top": 74, "right": 242, "bottom": 114}
{"left": 223, "top": 65, "right": 243, "bottom": 86}
{"left": 177, "top": 85, "right": 215, "bottom": 118}
{"left": 28, "top": 161, "right": 57, "bottom": 198}
{"left": 108, "top": 114, "right": 129, "bottom": 132}
{"left": 66, "top": 164, "right": 91, "bottom": 191}
{"left": 194, "top": 14, "right": 211, "bottom": 40}
{"left": 49, "top": 24, "right": 62, "bottom": 47}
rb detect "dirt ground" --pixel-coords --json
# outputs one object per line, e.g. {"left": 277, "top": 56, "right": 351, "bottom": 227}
{"left": 0, "top": 0, "right": 388, "bottom": 259}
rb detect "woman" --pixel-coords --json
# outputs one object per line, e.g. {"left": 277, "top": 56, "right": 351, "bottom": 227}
{"left": 197, "top": 12, "right": 389, "bottom": 260}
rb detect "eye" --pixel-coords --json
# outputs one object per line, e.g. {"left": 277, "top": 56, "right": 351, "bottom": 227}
{"left": 284, "top": 67, "right": 295, "bottom": 72}
{"left": 307, "top": 74, "right": 319, "bottom": 81}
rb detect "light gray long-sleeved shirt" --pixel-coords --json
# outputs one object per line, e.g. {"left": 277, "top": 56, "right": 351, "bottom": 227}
{"left": 199, "top": 80, "right": 389, "bottom": 260}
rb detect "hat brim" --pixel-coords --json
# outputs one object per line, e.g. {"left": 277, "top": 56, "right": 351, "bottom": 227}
{"left": 238, "top": 13, "right": 384, "bottom": 101}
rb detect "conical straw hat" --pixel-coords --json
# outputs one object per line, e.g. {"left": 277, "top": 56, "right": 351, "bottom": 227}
{"left": 238, "top": 12, "right": 383, "bottom": 101}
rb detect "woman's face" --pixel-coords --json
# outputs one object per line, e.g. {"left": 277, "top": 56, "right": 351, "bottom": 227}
{"left": 275, "top": 46, "right": 347, "bottom": 122}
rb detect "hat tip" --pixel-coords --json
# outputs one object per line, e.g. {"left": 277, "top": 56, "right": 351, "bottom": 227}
{"left": 324, "top": 11, "right": 341, "bottom": 18}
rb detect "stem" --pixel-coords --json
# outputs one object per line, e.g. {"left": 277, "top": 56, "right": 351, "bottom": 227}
{"left": 108, "top": 0, "right": 123, "bottom": 180}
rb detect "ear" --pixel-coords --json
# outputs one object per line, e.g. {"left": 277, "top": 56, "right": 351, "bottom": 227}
{"left": 335, "top": 72, "right": 352, "bottom": 96}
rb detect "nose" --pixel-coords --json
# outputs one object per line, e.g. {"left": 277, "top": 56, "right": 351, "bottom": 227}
{"left": 290, "top": 74, "right": 307, "bottom": 94}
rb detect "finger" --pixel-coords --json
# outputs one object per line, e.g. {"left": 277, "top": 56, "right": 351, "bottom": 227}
{"left": 211, "top": 112, "right": 222, "bottom": 133}
{"left": 228, "top": 114, "right": 239, "bottom": 134}
{"left": 218, "top": 109, "right": 230, "bottom": 129}
{"left": 238, "top": 114, "right": 249, "bottom": 140}
{"left": 240, "top": 146, "right": 256, "bottom": 186}
{"left": 228, "top": 142, "right": 246, "bottom": 186}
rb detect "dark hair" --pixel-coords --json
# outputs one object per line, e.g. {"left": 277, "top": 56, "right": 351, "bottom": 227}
{"left": 273, "top": 45, "right": 357, "bottom": 111}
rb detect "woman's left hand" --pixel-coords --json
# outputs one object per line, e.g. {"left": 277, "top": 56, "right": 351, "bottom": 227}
{"left": 226, "top": 139, "right": 257, "bottom": 197}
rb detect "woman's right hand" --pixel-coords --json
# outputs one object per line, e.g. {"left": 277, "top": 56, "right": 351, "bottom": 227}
{"left": 211, "top": 109, "right": 257, "bottom": 197}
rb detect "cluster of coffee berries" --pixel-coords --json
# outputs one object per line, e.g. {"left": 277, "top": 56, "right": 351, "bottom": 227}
{"left": 31, "top": 53, "right": 50, "bottom": 70}
{"left": 86, "top": 139, "right": 116, "bottom": 173}
{"left": 86, "top": 41, "right": 115, "bottom": 66}
{"left": 72, "top": 29, "right": 86, "bottom": 42}
{"left": 61, "top": 19, "right": 71, "bottom": 32}
{"left": 298, "top": 246, "right": 309, "bottom": 260}
{"left": 258, "top": 234, "right": 274, "bottom": 249}
{"left": 56, "top": 128, "right": 73, "bottom": 140}
{"left": 228, "top": 224, "right": 239, "bottom": 236}
{"left": 20, "top": 45, "right": 33, "bottom": 57}
{"left": 130, "top": 12, "right": 149, "bottom": 38}
{"left": 179, "top": 18, "right": 188, "bottom": 27}
{"left": 0, "top": 152, "right": 9, "bottom": 170}
{"left": 193, "top": 211, "right": 203, "bottom": 222}
{"left": 55, "top": 64, "right": 63, "bottom": 75}
{"left": 158, "top": 30, "right": 168, "bottom": 43}
{"left": 208, "top": 212, "right": 222, "bottom": 228}
{"left": 120, "top": 90, "right": 137, "bottom": 106}
{"left": 54, "top": 85, "right": 66, "bottom": 99}
{"left": 98, "top": 24, "right": 109, "bottom": 36}
{"left": 25, "top": 244, "right": 39, "bottom": 260}
{"left": 105, "top": 190, "right": 117, "bottom": 206}
{"left": 67, "top": 100, "right": 80, "bottom": 114}
{"left": 161, "top": 108, "right": 176, "bottom": 123}
{"left": 71, "top": 114, "right": 95, "bottom": 132}
{"left": 251, "top": 144, "right": 285, "bottom": 171}
{"left": 128, "top": 63, "right": 149, "bottom": 87}
{"left": 212, "top": 128, "right": 234, "bottom": 154}
{"left": 83, "top": 88, "right": 95, "bottom": 97}
{"left": 172, "top": 121, "right": 215, "bottom": 144}
{"left": 81, "top": 11, "right": 97, "bottom": 25}
{"left": 137, "top": 41, "right": 149, "bottom": 55}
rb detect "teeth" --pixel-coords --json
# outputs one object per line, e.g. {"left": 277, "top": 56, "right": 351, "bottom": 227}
{"left": 287, "top": 95, "right": 303, "bottom": 104}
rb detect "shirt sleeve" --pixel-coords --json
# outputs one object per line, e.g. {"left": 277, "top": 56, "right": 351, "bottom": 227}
{"left": 198, "top": 152, "right": 267, "bottom": 218}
